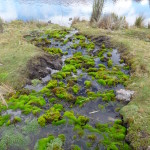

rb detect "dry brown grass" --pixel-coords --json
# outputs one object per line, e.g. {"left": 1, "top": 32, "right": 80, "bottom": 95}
{"left": 98, "top": 13, "right": 128, "bottom": 30}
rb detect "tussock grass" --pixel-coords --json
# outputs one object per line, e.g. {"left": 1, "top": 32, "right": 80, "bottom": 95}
{"left": 98, "top": 13, "right": 128, "bottom": 30}
{"left": 0, "top": 20, "right": 65, "bottom": 89}
{"left": 0, "top": 18, "right": 3, "bottom": 33}
{"left": 148, "top": 22, "right": 150, "bottom": 29}
{"left": 73, "top": 21, "right": 150, "bottom": 149}
{"left": 72, "top": 17, "right": 80, "bottom": 25}
{"left": 135, "top": 15, "right": 145, "bottom": 28}
{"left": 90, "top": 0, "right": 104, "bottom": 23}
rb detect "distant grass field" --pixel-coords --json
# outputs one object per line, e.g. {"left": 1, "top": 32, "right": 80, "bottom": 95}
{"left": 73, "top": 21, "right": 150, "bottom": 149}
{"left": 0, "top": 21, "right": 65, "bottom": 89}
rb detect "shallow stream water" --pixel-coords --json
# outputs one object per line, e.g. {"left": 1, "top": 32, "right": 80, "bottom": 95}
{"left": 14, "top": 29, "right": 130, "bottom": 149}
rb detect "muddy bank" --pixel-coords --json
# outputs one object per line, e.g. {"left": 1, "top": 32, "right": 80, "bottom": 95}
{"left": 26, "top": 54, "right": 62, "bottom": 80}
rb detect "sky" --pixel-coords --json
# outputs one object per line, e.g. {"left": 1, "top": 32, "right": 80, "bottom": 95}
{"left": 0, "top": 0, "right": 149, "bottom": 26}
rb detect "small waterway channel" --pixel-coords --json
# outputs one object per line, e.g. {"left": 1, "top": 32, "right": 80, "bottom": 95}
{"left": 0, "top": 29, "right": 131, "bottom": 150}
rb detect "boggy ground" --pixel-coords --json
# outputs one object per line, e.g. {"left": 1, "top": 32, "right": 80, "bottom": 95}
{"left": 0, "top": 24, "right": 131, "bottom": 150}
{"left": 73, "top": 21, "right": 150, "bottom": 149}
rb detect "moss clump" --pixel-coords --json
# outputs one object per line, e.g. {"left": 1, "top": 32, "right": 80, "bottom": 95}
{"left": 64, "top": 111, "right": 89, "bottom": 126}
{"left": 98, "top": 79, "right": 106, "bottom": 86}
{"left": 62, "top": 64, "right": 77, "bottom": 73}
{"left": 120, "top": 59, "right": 124, "bottom": 64}
{"left": 84, "top": 80, "right": 92, "bottom": 88}
{"left": 52, "top": 71, "right": 71, "bottom": 80}
{"left": 52, "top": 87, "right": 75, "bottom": 102}
{"left": 108, "top": 59, "right": 113, "bottom": 68}
{"left": 43, "top": 47, "right": 63, "bottom": 55}
{"left": 0, "top": 114, "right": 10, "bottom": 126}
{"left": 46, "top": 80, "right": 58, "bottom": 89}
{"left": 49, "top": 98, "right": 56, "bottom": 103}
{"left": 35, "top": 134, "right": 65, "bottom": 150}
{"left": 75, "top": 96, "right": 89, "bottom": 105}
{"left": 65, "top": 52, "right": 95, "bottom": 69}
{"left": 63, "top": 39, "right": 69, "bottom": 45}
{"left": 101, "top": 90, "right": 115, "bottom": 102}
{"left": 74, "top": 34, "right": 86, "bottom": 41}
{"left": 46, "top": 29, "right": 69, "bottom": 40}
{"left": 87, "top": 134, "right": 97, "bottom": 141}
{"left": 38, "top": 107, "right": 61, "bottom": 126}
{"left": 107, "top": 52, "right": 112, "bottom": 57}
{"left": 8, "top": 94, "right": 46, "bottom": 115}
{"left": 71, "top": 43, "right": 79, "bottom": 49}
{"left": 72, "top": 85, "right": 80, "bottom": 94}
{"left": 38, "top": 116, "right": 46, "bottom": 127}
{"left": 98, "top": 64, "right": 106, "bottom": 69}
{"left": 71, "top": 145, "right": 81, "bottom": 150}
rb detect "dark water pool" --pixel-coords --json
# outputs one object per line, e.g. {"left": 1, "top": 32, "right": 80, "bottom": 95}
{"left": 0, "top": 0, "right": 149, "bottom": 26}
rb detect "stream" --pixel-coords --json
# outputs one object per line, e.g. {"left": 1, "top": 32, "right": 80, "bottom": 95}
{"left": 1, "top": 29, "right": 131, "bottom": 150}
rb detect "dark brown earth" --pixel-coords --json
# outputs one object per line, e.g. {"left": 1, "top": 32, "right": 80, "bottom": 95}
{"left": 26, "top": 54, "right": 62, "bottom": 80}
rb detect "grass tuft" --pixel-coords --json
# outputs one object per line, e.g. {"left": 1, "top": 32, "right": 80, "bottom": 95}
{"left": 135, "top": 15, "right": 145, "bottom": 28}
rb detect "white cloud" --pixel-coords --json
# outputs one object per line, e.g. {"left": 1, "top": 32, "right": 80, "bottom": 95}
{"left": 141, "top": 0, "right": 149, "bottom": 5}
{"left": 0, "top": 0, "right": 18, "bottom": 21}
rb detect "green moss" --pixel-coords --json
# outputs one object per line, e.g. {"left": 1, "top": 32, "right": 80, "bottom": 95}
{"left": 52, "top": 71, "right": 71, "bottom": 80}
{"left": 38, "top": 116, "right": 46, "bottom": 127}
{"left": 75, "top": 96, "right": 89, "bottom": 105}
{"left": 49, "top": 98, "right": 56, "bottom": 103}
{"left": 120, "top": 59, "right": 124, "bottom": 64}
{"left": 62, "top": 64, "right": 77, "bottom": 73}
{"left": 38, "top": 107, "right": 61, "bottom": 126}
{"left": 74, "top": 34, "right": 86, "bottom": 40}
{"left": 100, "top": 56, "right": 105, "bottom": 62}
{"left": 46, "top": 29, "right": 68, "bottom": 40}
{"left": 43, "top": 47, "right": 63, "bottom": 55}
{"left": 12, "top": 116, "right": 21, "bottom": 124}
{"left": 52, "top": 119, "right": 66, "bottom": 126}
{"left": 71, "top": 43, "right": 79, "bottom": 49}
{"left": 84, "top": 80, "right": 92, "bottom": 88}
{"left": 108, "top": 59, "right": 113, "bottom": 68}
{"left": 71, "top": 145, "right": 81, "bottom": 150}
{"left": 53, "top": 104, "right": 63, "bottom": 111}
{"left": 101, "top": 90, "right": 115, "bottom": 102}
{"left": 63, "top": 39, "right": 69, "bottom": 45}
{"left": 107, "top": 52, "right": 112, "bottom": 57}
{"left": 8, "top": 94, "right": 46, "bottom": 115}
{"left": 72, "top": 85, "right": 80, "bottom": 94}
{"left": 35, "top": 134, "right": 65, "bottom": 150}
{"left": 40, "top": 87, "right": 52, "bottom": 97}
{"left": 58, "top": 134, "right": 66, "bottom": 143}
{"left": 87, "top": 134, "right": 97, "bottom": 141}
{"left": 98, "top": 79, "right": 106, "bottom": 86}
{"left": 52, "top": 87, "right": 75, "bottom": 102}
{"left": 98, "top": 64, "right": 106, "bottom": 69}
{"left": 47, "top": 80, "right": 58, "bottom": 89}
{"left": 0, "top": 114, "right": 10, "bottom": 126}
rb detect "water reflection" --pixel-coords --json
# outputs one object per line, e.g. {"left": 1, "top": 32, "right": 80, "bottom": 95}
{"left": 0, "top": 0, "right": 149, "bottom": 26}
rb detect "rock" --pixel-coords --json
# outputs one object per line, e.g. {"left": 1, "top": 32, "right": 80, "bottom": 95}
{"left": 147, "top": 146, "right": 150, "bottom": 150}
{"left": 116, "top": 89, "right": 134, "bottom": 102}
